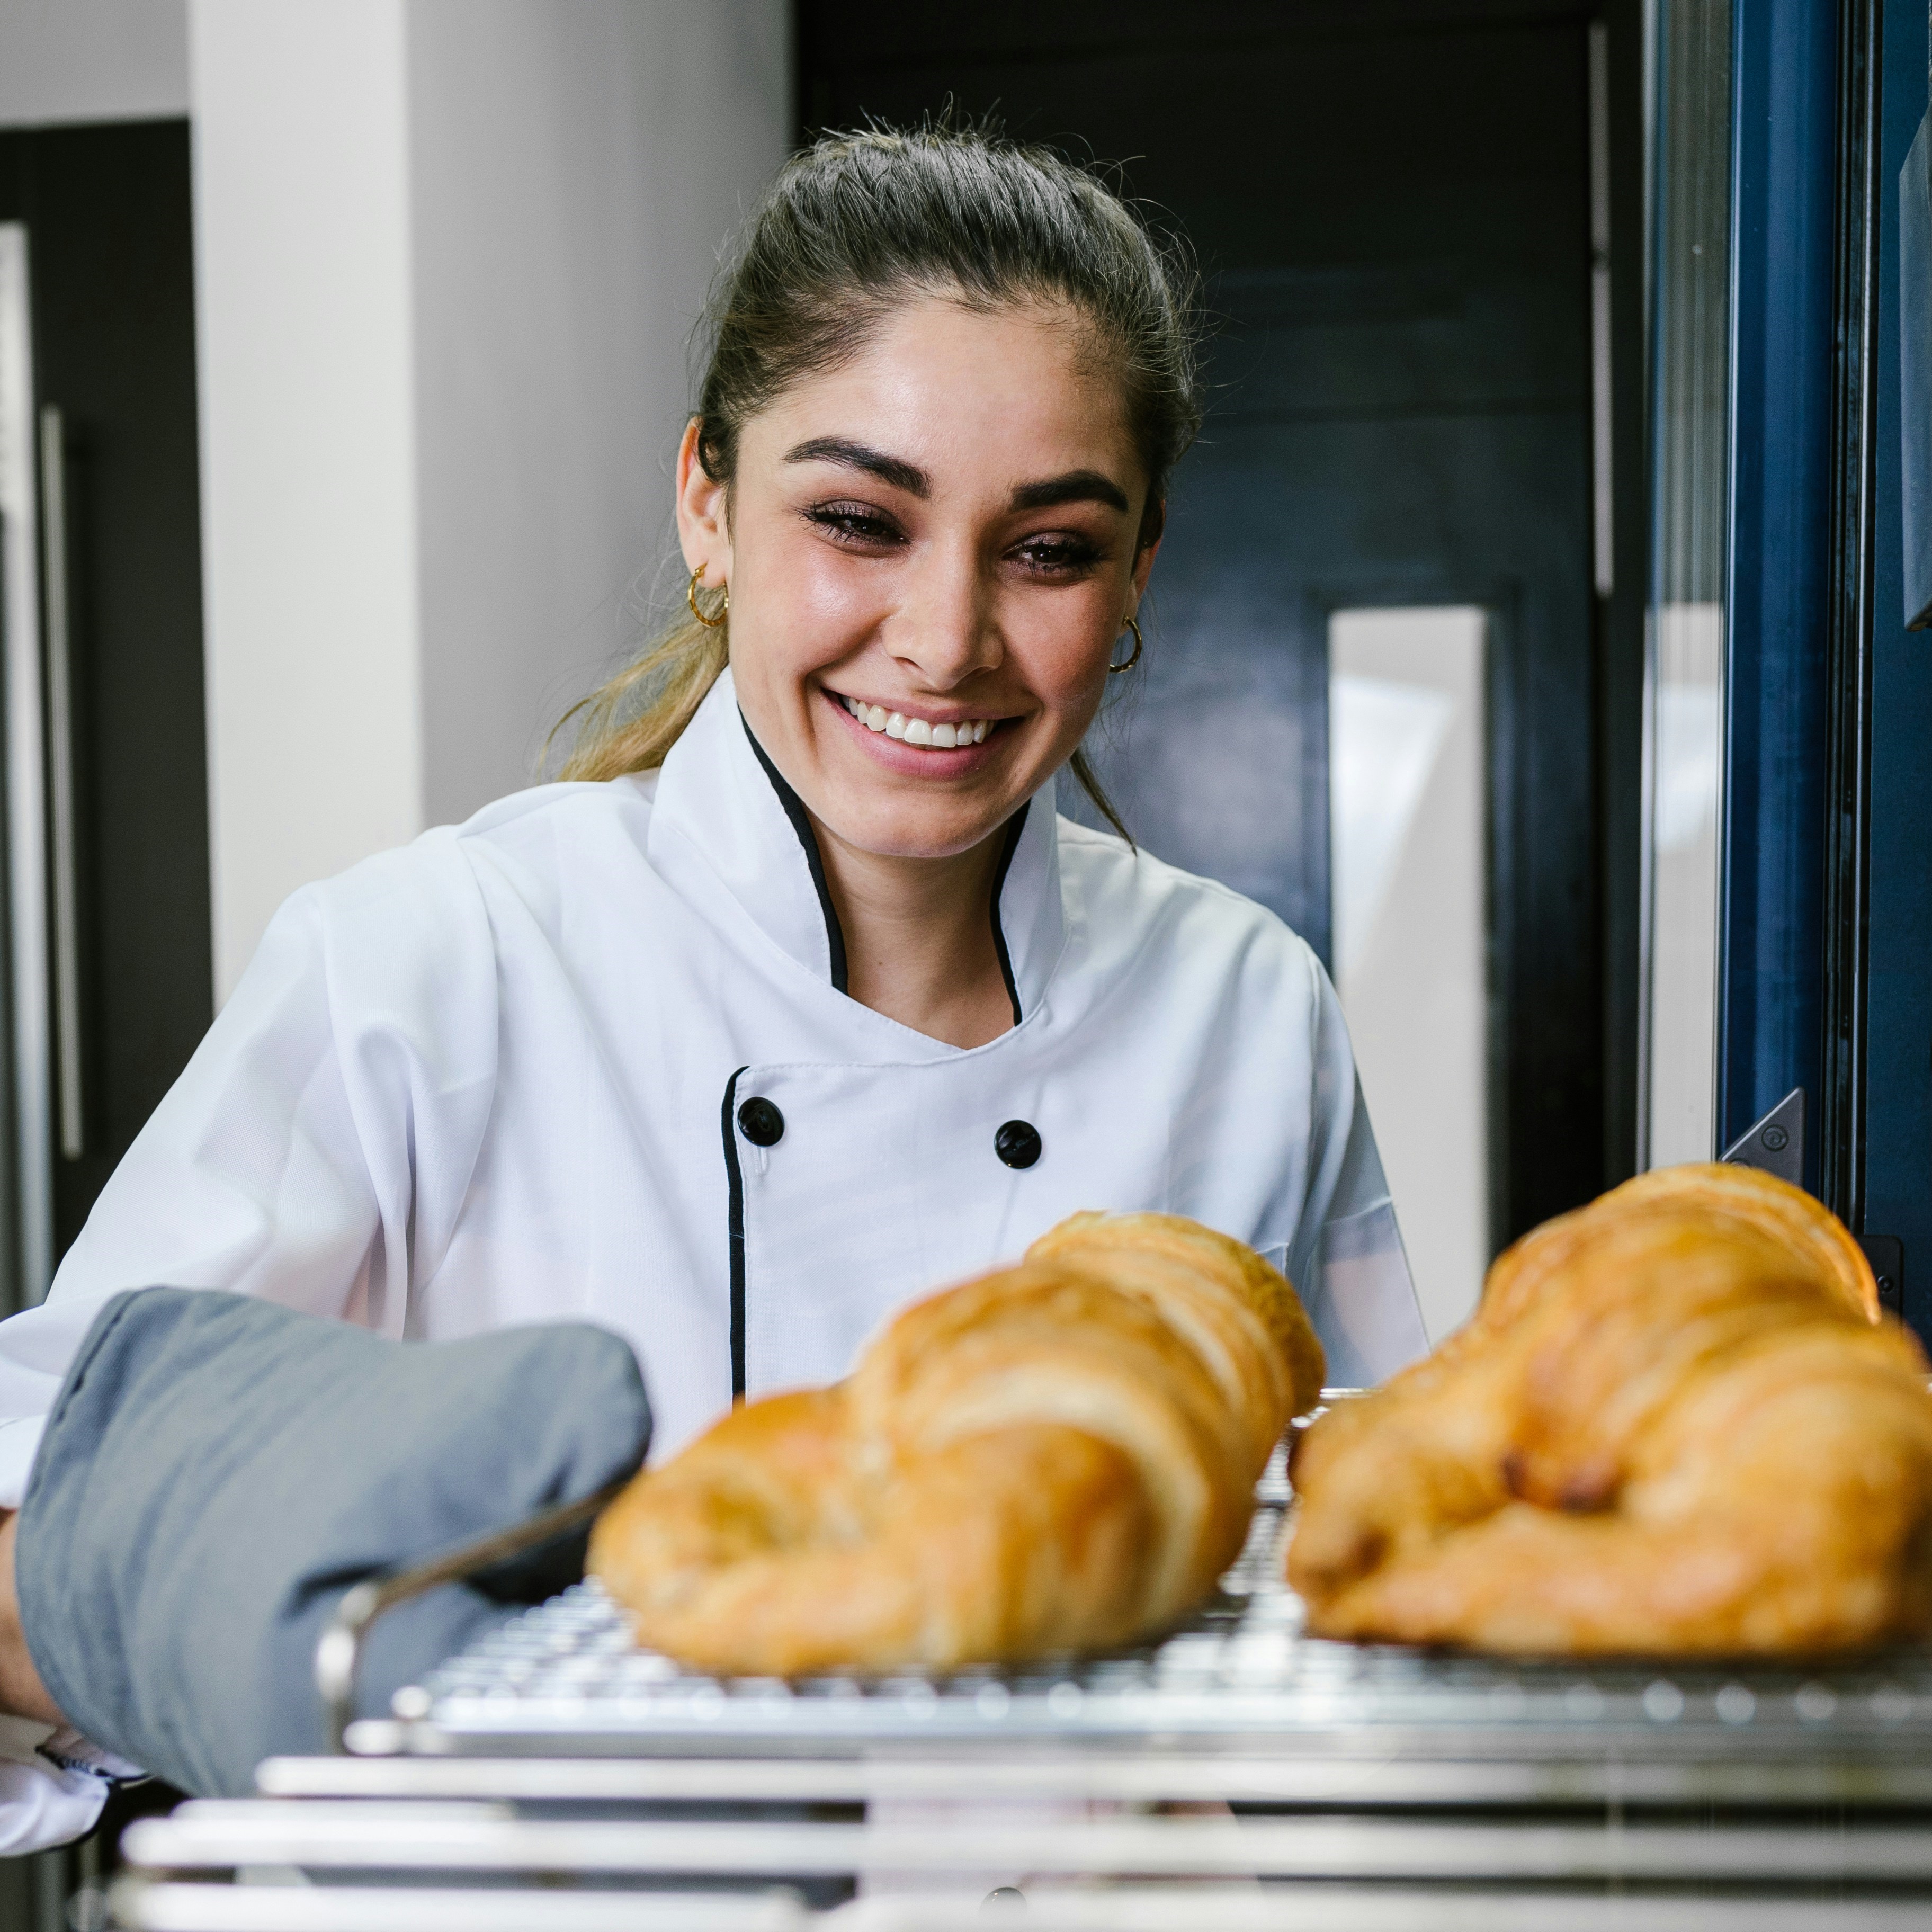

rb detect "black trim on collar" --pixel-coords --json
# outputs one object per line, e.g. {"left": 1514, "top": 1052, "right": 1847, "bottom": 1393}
{"left": 720, "top": 1065, "right": 749, "bottom": 1399}
{"left": 989, "top": 802, "right": 1030, "bottom": 1028}
{"left": 739, "top": 712, "right": 849, "bottom": 995}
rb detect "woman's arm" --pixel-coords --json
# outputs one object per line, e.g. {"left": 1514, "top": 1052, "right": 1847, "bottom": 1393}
{"left": 0, "top": 1515, "right": 59, "bottom": 1725}
{"left": 0, "top": 887, "right": 392, "bottom": 1506}
{"left": 0, "top": 838, "right": 507, "bottom": 1840}
{"left": 0, "top": 837, "right": 505, "bottom": 1516}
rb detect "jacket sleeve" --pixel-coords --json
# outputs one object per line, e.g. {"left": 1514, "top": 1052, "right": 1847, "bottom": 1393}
{"left": 0, "top": 836, "right": 503, "bottom": 1849}
{"left": 1285, "top": 952, "right": 1430, "bottom": 1388}
{"left": 0, "top": 831, "right": 503, "bottom": 1512}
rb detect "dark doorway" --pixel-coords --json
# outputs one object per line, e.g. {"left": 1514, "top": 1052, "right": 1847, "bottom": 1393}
{"left": 797, "top": 1, "right": 1645, "bottom": 1251}
{"left": 0, "top": 118, "right": 212, "bottom": 1289}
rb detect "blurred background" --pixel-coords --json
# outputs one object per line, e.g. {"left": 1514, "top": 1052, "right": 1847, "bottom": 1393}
{"left": 0, "top": 0, "right": 1665, "bottom": 1356}
{"left": 3, "top": 0, "right": 1932, "bottom": 1920}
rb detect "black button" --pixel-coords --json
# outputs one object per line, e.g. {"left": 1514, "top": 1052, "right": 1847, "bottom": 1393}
{"left": 994, "top": 1120, "right": 1041, "bottom": 1169}
{"left": 737, "top": 1097, "right": 785, "bottom": 1147}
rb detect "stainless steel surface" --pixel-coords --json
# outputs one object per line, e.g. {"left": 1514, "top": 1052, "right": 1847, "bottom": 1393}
{"left": 109, "top": 1882, "right": 1932, "bottom": 1932}
{"left": 125, "top": 1798, "right": 1932, "bottom": 1884}
{"left": 316, "top": 1474, "right": 630, "bottom": 1752}
{"left": 261, "top": 1743, "right": 1932, "bottom": 1808}
{"left": 139, "top": 1452, "right": 1932, "bottom": 1929}
{"left": 402, "top": 1577, "right": 1932, "bottom": 1761}
{"left": 110, "top": 1880, "right": 806, "bottom": 1932}
{"left": 1722, "top": 1085, "right": 1806, "bottom": 1186}
{"left": 38, "top": 405, "right": 82, "bottom": 1161}
{"left": 843, "top": 1899, "right": 1932, "bottom": 1931}
{"left": 377, "top": 1448, "right": 1932, "bottom": 1801}
{"left": 0, "top": 223, "right": 52, "bottom": 1308}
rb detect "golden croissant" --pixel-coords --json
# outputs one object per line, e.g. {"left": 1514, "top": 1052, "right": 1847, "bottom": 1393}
{"left": 589, "top": 1212, "right": 1324, "bottom": 1676}
{"left": 1288, "top": 1164, "right": 1932, "bottom": 1655}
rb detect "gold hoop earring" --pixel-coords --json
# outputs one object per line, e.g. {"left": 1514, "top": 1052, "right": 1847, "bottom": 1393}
{"left": 687, "top": 564, "right": 728, "bottom": 629}
{"left": 1108, "top": 614, "right": 1143, "bottom": 675}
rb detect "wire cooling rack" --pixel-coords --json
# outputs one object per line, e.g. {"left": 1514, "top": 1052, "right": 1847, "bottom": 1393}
{"left": 383, "top": 1446, "right": 1932, "bottom": 1773}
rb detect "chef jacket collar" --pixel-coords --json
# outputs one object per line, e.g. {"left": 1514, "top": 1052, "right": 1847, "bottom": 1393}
{"left": 648, "top": 668, "right": 1066, "bottom": 1023}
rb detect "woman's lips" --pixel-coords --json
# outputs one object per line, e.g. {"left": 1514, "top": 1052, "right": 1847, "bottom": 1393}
{"left": 821, "top": 686, "right": 1012, "bottom": 775}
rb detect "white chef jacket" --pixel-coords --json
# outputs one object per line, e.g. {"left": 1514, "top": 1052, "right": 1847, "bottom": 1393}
{"left": 0, "top": 666, "right": 1424, "bottom": 1843}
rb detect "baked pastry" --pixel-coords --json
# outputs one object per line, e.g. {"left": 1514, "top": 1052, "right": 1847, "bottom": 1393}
{"left": 1287, "top": 1164, "right": 1932, "bottom": 1655}
{"left": 589, "top": 1212, "right": 1323, "bottom": 1676}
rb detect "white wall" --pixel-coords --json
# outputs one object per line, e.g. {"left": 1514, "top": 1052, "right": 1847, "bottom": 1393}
{"left": 190, "top": 0, "right": 424, "bottom": 1001}
{"left": 190, "top": 0, "right": 791, "bottom": 999}
{"left": 408, "top": 0, "right": 790, "bottom": 828}
{"left": 0, "top": 0, "right": 189, "bottom": 126}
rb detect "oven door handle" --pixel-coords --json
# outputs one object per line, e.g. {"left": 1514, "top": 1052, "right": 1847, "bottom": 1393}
{"left": 38, "top": 405, "right": 83, "bottom": 1162}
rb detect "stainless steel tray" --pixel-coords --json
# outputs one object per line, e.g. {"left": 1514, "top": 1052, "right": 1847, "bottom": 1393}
{"left": 361, "top": 1448, "right": 1932, "bottom": 1792}
{"left": 116, "top": 1453, "right": 1932, "bottom": 1928}
{"left": 108, "top": 1876, "right": 1932, "bottom": 1932}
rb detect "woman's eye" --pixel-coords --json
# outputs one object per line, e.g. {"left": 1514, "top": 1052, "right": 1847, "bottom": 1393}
{"left": 804, "top": 503, "right": 905, "bottom": 547}
{"left": 1013, "top": 534, "right": 1102, "bottom": 575}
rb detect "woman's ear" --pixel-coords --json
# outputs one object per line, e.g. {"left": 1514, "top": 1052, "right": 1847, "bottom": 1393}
{"left": 676, "top": 419, "right": 732, "bottom": 586}
{"left": 1131, "top": 495, "right": 1165, "bottom": 603}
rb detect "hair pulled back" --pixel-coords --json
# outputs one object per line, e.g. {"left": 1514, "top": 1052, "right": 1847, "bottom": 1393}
{"left": 557, "top": 121, "right": 1202, "bottom": 815}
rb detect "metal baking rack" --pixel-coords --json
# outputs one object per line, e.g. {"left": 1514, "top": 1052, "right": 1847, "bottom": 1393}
{"left": 111, "top": 1446, "right": 1932, "bottom": 1929}
{"left": 339, "top": 1445, "right": 1932, "bottom": 1803}
{"left": 362, "top": 1444, "right": 1295, "bottom": 1747}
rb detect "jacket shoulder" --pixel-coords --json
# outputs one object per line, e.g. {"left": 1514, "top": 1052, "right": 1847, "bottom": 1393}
{"left": 454, "top": 771, "right": 658, "bottom": 846}
{"left": 1054, "top": 815, "right": 1322, "bottom": 980}
{"left": 303, "top": 776, "right": 657, "bottom": 926}
{"left": 268, "top": 780, "right": 652, "bottom": 1021}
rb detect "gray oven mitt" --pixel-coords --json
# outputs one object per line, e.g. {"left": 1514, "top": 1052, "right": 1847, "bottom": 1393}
{"left": 14, "top": 1289, "right": 651, "bottom": 1799}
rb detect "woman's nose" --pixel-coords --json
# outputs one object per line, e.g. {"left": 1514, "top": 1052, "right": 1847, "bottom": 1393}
{"left": 886, "top": 542, "right": 1001, "bottom": 688}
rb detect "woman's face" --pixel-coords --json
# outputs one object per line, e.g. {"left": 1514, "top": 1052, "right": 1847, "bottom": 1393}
{"left": 677, "top": 297, "right": 1158, "bottom": 861}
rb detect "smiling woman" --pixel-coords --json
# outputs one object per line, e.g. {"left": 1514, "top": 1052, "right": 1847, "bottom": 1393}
{"left": 558, "top": 127, "right": 1198, "bottom": 1044}
{"left": 0, "top": 121, "right": 1428, "bottom": 1845}
{"left": 685, "top": 296, "right": 1153, "bottom": 1046}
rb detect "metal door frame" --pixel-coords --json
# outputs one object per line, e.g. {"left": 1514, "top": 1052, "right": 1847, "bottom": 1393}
{"left": 0, "top": 223, "right": 52, "bottom": 1313}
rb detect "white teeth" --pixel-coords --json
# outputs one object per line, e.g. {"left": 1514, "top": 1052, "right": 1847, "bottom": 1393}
{"left": 843, "top": 696, "right": 993, "bottom": 747}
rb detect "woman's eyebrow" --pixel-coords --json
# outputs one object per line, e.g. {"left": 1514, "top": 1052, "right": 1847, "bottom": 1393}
{"left": 784, "top": 436, "right": 930, "bottom": 497}
{"left": 1010, "top": 469, "right": 1131, "bottom": 513}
